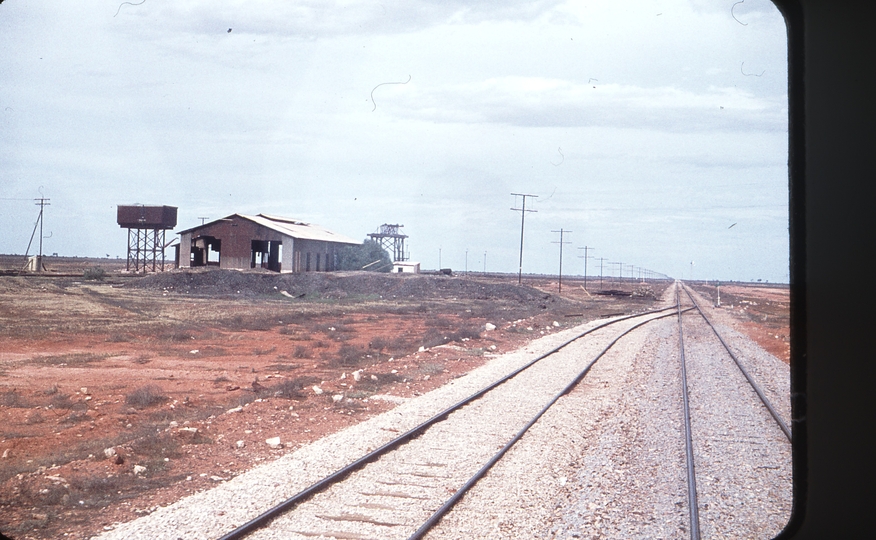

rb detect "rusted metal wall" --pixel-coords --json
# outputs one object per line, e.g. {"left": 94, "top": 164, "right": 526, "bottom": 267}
{"left": 117, "top": 205, "right": 178, "bottom": 229}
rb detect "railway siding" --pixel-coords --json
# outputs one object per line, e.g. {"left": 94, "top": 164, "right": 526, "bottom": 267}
{"left": 93, "top": 315, "right": 631, "bottom": 540}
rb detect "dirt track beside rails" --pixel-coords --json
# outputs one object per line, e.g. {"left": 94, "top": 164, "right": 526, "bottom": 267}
{"left": 0, "top": 265, "right": 786, "bottom": 540}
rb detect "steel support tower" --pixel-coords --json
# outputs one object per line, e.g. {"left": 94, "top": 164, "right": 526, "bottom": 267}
{"left": 117, "top": 205, "right": 178, "bottom": 273}
{"left": 126, "top": 228, "right": 167, "bottom": 272}
{"left": 368, "top": 224, "right": 408, "bottom": 262}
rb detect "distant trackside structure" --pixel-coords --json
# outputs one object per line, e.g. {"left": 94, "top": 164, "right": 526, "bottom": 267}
{"left": 117, "top": 205, "right": 178, "bottom": 272}
{"left": 175, "top": 214, "right": 359, "bottom": 273}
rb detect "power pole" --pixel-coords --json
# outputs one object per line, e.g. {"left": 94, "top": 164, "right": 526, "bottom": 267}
{"left": 198, "top": 217, "right": 209, "bottom": 225}
{"left": 438, "top": 248, "right": 441, "bottom": 269}
{"left": 578, "top": 246, "right": 592, "bottom": 291}
{"left": 609, "top": 262, "right": 623, "bottom": 285}
{"left": 36, "top": 197, "right": 49, "bottom": 272}
{"left": 511, "top": 193, "right": 538, "bottom": 285}
{"left": 483, "top": 251, "right": 487, "bottom": 275}
{"left": 551, "top": 228, "right": 572, "bottom": 293}
{"left": 597, "top": 257, "right": 607, "bottom": 290}
{"left": 465, "top": 249, "right": 468, "bottom": 275}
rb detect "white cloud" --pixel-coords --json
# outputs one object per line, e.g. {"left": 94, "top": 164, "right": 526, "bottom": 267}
{"left": 388, "top": 76, "right": 785, "bottom": 131}
{"left": 120, "top": 0, "right": 565, "bottom": 40}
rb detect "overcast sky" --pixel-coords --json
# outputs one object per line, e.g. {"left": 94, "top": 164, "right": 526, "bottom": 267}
{"left": 0, "top": 0, "right": 788, "bottom": 282}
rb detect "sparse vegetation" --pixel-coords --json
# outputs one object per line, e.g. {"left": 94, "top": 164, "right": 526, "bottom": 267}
{"left": 368, "top": 337, "right": 388, "bottom": 351}
{"left": 292, "top": 345, "right": 312, "bottom": 358}
{"left": 125, "top": 385, "right": 168, "bottom": 409}
{"left": 82, "top": 267, "right": 107, "bottom": 281}
{"left": 271, "top": 376, "right": 321, "bottom": 399}
{"left": 40, "top": 352, "right": 108, "bottom": 366}
{"left": 330, "top": 344, "right": 368, "bottom": 367}
{"left": 265, "top": 363, "right": 300, "bottom": 372}
{"left": 49, "top": 393, "right": 77, "bottom": 411}
{"left": 106, "top": 332, "right": 133, "bottom": 343}
{"left": 1, "top": 389, "right": 28, "bottom": 408}
{"left": 0, "top": 265, "right": 680, "bottom": 540}
{"left": 416, "top": 362, "right": 445, "bottom": 376}
{"left": 25, "top": 411, "right": 45, "bottom": 425}
{"left": 354, "top": 372, "right": 405, "bottom": 394}
{"left": 61, "top": 411, "right": 90, "bottom": 424}
{"left": 423, "top": 325, "right": 482, "bottom": 348}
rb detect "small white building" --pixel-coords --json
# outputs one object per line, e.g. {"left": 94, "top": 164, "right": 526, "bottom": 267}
{"left": 392, "top": 261, "right": 420, "bottom": 274}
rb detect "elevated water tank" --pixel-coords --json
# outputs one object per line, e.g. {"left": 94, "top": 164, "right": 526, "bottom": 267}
{"left": 117, "top": 205, "right": 177, "bottom": 229}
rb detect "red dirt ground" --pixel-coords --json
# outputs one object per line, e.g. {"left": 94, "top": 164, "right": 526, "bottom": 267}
{"left": 0, "top": 268, "right": 786, "bottom": 539}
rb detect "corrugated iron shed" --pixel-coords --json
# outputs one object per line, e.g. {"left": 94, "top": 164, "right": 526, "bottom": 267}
{"left": 178, "top": 214, "right": 358, "bottom": 245}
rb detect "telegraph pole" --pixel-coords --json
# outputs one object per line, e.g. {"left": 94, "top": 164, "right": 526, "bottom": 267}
{"left": 551, "top": 228, "right": 571, "bottom": 292}
{"left": 483, "top": 251, "right": 487, "bottom": 275}
{"left": 465, "top": 249, "right": 468, "bottom": 275}
{"left": 37, "top": 198, "right": 49, "bottom": 271}
{"left": 609, "top": 262, "right": 623, "bottom": 285}
{"left": 578, "top": 246, "right": 592, "bottom": 291}
{"left": 511, "top": 193, "right": 538, "bottom": 285}
{"left": 597, "top": 257, "right": 607, "bottom": 290}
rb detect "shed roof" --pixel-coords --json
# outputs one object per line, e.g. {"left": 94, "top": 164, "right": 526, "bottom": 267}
{"left": 178, "top": 214, "right": 360, "bottom": 245}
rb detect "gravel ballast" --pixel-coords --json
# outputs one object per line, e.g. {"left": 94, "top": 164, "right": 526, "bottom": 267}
{"left": 93, "top": 285, "right": 791, "bottom": 539}
{"left": 93, "top": 314, "right": 636, "bottom": 539}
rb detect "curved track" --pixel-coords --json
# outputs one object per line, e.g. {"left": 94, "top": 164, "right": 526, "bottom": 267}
{"left": 218, "top": 306, "right": 683, "bottom": 540}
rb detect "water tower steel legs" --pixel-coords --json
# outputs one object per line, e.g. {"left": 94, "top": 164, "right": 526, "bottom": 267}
{"left": 126, "top": 228, "right": 166, "bottom": 272}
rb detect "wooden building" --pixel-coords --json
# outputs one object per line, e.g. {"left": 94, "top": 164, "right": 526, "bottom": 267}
{"left": 176, "top": 214, "right": 358, "bottom": 273}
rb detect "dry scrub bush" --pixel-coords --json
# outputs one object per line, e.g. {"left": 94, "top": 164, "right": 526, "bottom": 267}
{"left": 422, "top": 325, "right": 481, "bottom": 348}
{"left": 328, "top": 345, "right": 369, "bottom": 367}
{"left": 125, "top": 385, "right": 168, "bottom": 409}
{"left": 41, "top": 352, "right": 106, "bottom": 365}
{"left": 1, "top": 389, "right": 28, "bottom": 408}
{"left": 354, "top": 372, "right": 405, "bottom": 394}
{"left": 416, "top": 362, "right": 445, "bottom": 376}
{"left": 292, "top": 345, "right": 312, "bottom": 358}
{"left": 271, "top": 376, "right": 320, "bottom": 399}
{"left": 266, "top": 363, "right": 300, "bottom": 372}
{"left": 82, "top": 267, "right": 106, "bottom": 281}
{"left": 368, "top": 337, "right": 388, "bottom": 351}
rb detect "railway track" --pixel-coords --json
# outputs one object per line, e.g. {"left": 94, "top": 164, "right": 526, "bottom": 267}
{"left": 674, "top": 283, "right": 792, "bottom": 539}
{"left": 96, "top": 284, "right": 791, "bottom": 540}
{"left": 217, "top": 306, "right": 682, "bottom": 540}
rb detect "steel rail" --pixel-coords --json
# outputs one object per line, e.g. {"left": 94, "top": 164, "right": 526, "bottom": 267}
{"left": 407, "top": 307, "right": 692, "bottom": 540}
{"left": 217, "top": 305, "right": 679, "bottom": 540}
{"left": 681, "top": 284, "right": 792, "bottom": 442}
{"left": 677, "top": 284, "right": 702, "bottom": 540}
